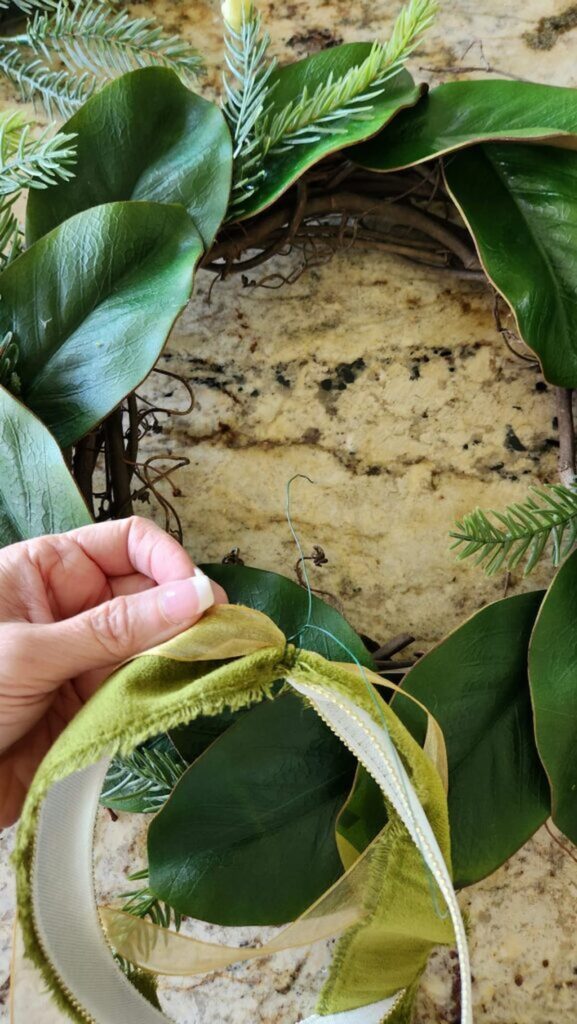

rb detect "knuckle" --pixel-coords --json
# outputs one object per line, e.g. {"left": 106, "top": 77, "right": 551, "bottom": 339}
{"left": 127, "top": 514, "right": 149, "bottom": 537}
{"left": 128, "top": 514, "right": 159, "bottom": 546}
{"left": 88, "top": 596, "right": 132, "bottom": 658}
{"left": 127, "top": 515, "right": 158, "bottom": 575}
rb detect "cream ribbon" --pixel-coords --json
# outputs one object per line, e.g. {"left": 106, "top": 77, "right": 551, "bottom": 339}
{"left": 12, "top": 605, "right": 469, "bottom": 1024}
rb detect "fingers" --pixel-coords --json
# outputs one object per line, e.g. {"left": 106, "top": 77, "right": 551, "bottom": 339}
{"left": 109, "top": 572, "right": 228, "bottom": 605}
{"left": 109, "top": 572, "right": 156, "bottom": 598}
{"left": 32, "top": 572, "right": 221, "bottom": 682}
{"left": 66, "top": 516, "right": 198, "bottom": 584}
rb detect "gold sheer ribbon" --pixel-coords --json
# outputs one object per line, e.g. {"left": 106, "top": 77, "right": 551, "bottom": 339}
{"left": 98, "top": 606, "right": 447, "bottom": 976}
{"left": 13, "top": 603, "right": 465, "bottom": 1024}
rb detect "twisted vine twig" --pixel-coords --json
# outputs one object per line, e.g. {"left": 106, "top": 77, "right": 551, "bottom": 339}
{"left": 555, "top": 388, "right": 576, "bottom": 487}
{"left": 203, "top": 182, "right": 481, "bottom": 277}
{"left": 72, "top": 369, "right": 194, "bottom": 538}
{"left": 70, "top": 157, "right": 503, "bottom": 537}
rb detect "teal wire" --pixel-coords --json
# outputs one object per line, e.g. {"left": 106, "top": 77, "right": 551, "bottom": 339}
{"left": 285, "top": 473, "right": 314, "bottom": 643}
{"left": 283, "top": 474, "right": 448, "bottom": 921}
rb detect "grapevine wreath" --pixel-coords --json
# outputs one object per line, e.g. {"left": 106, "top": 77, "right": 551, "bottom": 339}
{"left": 3, "top": 0, "right": 577, "bottom": 1022}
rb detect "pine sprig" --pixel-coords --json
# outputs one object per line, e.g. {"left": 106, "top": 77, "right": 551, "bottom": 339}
{"left": 100, "top": 734, "right": 187, "bottom": 813}
{"left": 222, "top": 3, "right": 276, "bottom": 200}
{"left": 226, "top": 0, "right": 437, "bottom": 210}
{"left": 22, "top": 0, "right": 203, "bottom": 80}
{"left": 0, "top": 107, "right": 74, "bottom": 296}
{"left": 259, "top": 0, "right": 437, "bottom": 156}
{"left": 119, "top": 868, "right": 182, "bottom": 931}
{"left": 0, "top": 198, "right": 21, "bottom": 266}
{"left": 0, "top": 109, "right": 75, "bottom": 191}
{"left": 0, "top": 47, "right": 94, "bottom": 116}
{"left": 0, "top": 0, "right": 57, "bottom": 12}
{"left": 450, "top": 483, "right": 577, "bottom": 576}
{"left": 0, "top": 0, "right": 202, "bottom": 115}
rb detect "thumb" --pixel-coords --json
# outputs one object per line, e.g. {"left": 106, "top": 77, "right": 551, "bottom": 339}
{"left": 33, "top": 572, "right": 216, "bottom": 682}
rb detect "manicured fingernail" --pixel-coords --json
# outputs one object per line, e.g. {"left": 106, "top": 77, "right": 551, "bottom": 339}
{"left": 160, "top": 575, "right": 215, "bottom": 624}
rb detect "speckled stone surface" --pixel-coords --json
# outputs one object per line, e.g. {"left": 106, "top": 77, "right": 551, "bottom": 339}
{"left": 2, "top": 0, "right": 577, "bottom": 1021}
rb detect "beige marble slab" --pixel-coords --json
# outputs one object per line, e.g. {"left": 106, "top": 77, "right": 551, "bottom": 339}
{"left": 3, "top": 0, "right": 577, "bottom": 1022}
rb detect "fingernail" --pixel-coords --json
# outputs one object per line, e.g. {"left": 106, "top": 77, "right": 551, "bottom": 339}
{"left": 159, "top": 575, "right": 215, "bottom": 624}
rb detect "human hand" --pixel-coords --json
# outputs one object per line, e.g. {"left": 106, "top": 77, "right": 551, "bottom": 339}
{"left": 0, "top": 517, "right": 227, "bottom": 827}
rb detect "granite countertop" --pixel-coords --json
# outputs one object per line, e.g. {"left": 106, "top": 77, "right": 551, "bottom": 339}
{"left": 2, "top": 1, "right": 577, "bottom": 1021}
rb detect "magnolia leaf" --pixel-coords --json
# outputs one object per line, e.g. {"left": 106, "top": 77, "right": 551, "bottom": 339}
{"left": 0, "top": 385, "right": 90, "bottom": 546}
{"left": 336, "top": 764, "right": 387, "bottom": 871}
{"left": 148, "top": 564, "right": 372, "bottom": 924}
{"left": 391, "top": 591, "right": 549, "bottom": 887}
{"left": 169, "top": 707, "right": 244, "bottom": 763}
{"left": 26, "top": 68, "right": 232, "bottom": 248}
{"left": 165, "top": 560, "right": 371, "bottom": 810}
{"left": 445, "top": 143, "right": 577, "bottom": 387}
{"left": 203, "top": 562, "right": 375, "bottom": 668}
{"left": 148, "top": 690, "right": 356, "bottom": 925}
{"left": 0, "top": 201, "right": 203, "bottom": 446}
{"left": 353, "top": 79, "right": 577, "bottom": 170}
{"left": 235, "top": 49, "right": 423, "bottom": 220}
{"left": 529, "top": 549, "right": 577, "bottom": 844}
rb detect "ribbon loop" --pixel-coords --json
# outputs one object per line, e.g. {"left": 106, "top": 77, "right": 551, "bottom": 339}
{"left": 12, "top": 603, "right": 469, "bottom": 1024}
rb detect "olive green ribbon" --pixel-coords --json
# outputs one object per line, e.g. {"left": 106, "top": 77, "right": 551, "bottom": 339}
{"left": 12, "top": 604, "right": 468, "bottom": 1024}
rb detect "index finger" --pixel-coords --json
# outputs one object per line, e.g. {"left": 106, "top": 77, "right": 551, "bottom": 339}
{"left": 66, "top": 516, "right": 198, "bottom": 585}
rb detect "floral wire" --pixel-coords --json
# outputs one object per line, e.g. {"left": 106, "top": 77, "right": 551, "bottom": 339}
{"left": 285, "top": 473, "right": 314, "bottom": 640}
{"left": 283, "top": 474, "right": 447, "bottom": 920}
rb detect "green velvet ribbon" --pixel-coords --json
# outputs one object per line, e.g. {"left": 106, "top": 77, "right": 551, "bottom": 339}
{"left": 12, "top": 604, "right": 457, "bottom": 1024}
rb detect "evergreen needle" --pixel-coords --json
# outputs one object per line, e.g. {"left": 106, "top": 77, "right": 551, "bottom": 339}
{"left": 450, "top": 483, "right": 577, "bottom": 576}
{"left": 225, "top": 0, "right": 437, "bottom": 211}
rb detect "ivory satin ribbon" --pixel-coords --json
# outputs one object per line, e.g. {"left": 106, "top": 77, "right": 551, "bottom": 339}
{"left": 12, "top": 604, "right": 470, "bottom": 1024}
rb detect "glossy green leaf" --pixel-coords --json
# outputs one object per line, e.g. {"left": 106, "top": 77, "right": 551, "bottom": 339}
{"left": 445, "top": 143, "right": 577, "bottom": 387}
{"left": 164, "top": 563, "right": 371, "bottom": 832}
{"left": 336, "top": 764, "right": 387, "bottom": 870}
{"left": 26, "top": 68, "right": 232, "bottom": 248}
{"left": 148, "top": 690, "right": 356, "bottom": 925}
{"left": 392, "top": 592, "right": 548, "bottom": 887}
{"left": 236, "top": 50, "right": 423, "bottom": 220}
{"left": 353, "top": 80, "right": 577, "bottom": 171}
{"left": 0, "top": 385, "right": 90, "bottom": 546}
{"left": 169, "top": 705, "right": 250, "bottom": 763}
{"left": 529, "top": 549, "right": 577, "bottom": 844}
{"left": 203, "top": 562, "right": 375, "bottom": 668}
{"left": 0, "top": 201, "right": 203, "bottom": 446}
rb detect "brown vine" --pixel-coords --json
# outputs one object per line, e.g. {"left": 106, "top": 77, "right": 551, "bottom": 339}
{"left": 555, "top": 388, "right": 576, "bottom": 487}
{"left": 73, "top": 369, "right": 195, "bottom": 540}
{"left": 202, "top": 162, "right": 482, "bottom": 280}
{"left": 72, "top": 155, "right": 574, "bottom": 546}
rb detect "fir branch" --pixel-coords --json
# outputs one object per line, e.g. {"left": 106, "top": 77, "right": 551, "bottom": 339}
{"left": 119, "top": 868, "right": 182, "bottom": 931}
{"left": 0, "top": 197, "right": 21, "bottom": 266}
{"left": 450, "top": 483, "right": 577, "bottom": 576}
{"left": 227, "top": 0, "right": 436, "bottom": 210}
{"left": 100, "top": 734, "right": 187, "bottom": 813}
{"left": 20, "top": 0, "right": 203, "bottom": 80}
{"left": 260, "top": 0, "right": 436, "bottom": 157}
{"left": 0, "top": 47, "right": 94, "bottom": 116}
{"left": 222, "top": 3, "right": 276, "bottom": 200}
{"left": 0, "top": 109, "right": 75, "bottom": 191}
{"left": 0, "top": 0, "right": 57, "bottom": 12}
